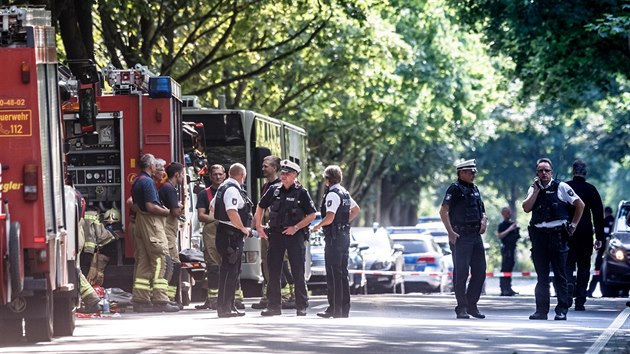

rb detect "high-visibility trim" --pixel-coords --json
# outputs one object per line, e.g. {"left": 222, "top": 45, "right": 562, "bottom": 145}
{"left": 167, "top": 286, "right": 177, "bottom": 297}
{"left": 134, "top": 277, "right": 151, "bottom": 285}
{"left": 153, "top": 281, "right": 168, "bottom": 290}
{"left": 134, "top": 283, "right": 152, "bottom": 291}
{"left": 154, "top": 257, "right": 162, "bottom": 282}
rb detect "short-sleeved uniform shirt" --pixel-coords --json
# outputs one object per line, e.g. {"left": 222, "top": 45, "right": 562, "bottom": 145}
{"left": 210, "top": 178, "right": 245, "bottom": 228}
{"left": 324, "top": 184, "right": 357, "bottom": 215}
{"left": 525, "top": 178, "right": 580, "bottom": 228}
{"left": 258, "top": 182, "right": 317, "bottom": 226}
{"left": 132, "top": 171, "right": 161, "bottom": 212}
{"left": 159, "top": 182, "right": 179, "bottom": 210}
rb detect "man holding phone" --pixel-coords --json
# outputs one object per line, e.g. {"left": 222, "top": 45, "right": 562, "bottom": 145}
{"left": 522, "top": 158, "right": 584, "bottom": 321}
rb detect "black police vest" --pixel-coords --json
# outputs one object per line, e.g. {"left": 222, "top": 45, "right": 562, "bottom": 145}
{"left": 321, "top": 187, "right": 351, "bottom": 238}
{"left": 449, "top": 181, "right": 483, "bottom": 227}
{"left": 214, "top": 181, "right": 253, "bottom": 228}
{"left": 268, "top": 183, "right": 306, "bottom": 228}
{"left": 530, "top": 180, "right": 570, "bottom": 225}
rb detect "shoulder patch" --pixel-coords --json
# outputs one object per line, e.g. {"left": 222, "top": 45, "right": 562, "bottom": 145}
{"left": 232, "top": 198, "right": 238, "bottom": 205}
{"left": 327, "top": 200, "right": 332, "bottom": 207}
{"left": 568, "top": 190, "right": 575, "bottom": 197}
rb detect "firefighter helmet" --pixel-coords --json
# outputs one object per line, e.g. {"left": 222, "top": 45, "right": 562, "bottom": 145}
{"left": 103, "top": 207, "right": 121, "bottom": 224}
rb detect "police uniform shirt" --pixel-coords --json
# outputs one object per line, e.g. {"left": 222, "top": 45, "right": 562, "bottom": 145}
{"left": 158, "top": 182, "right": 179, "bottom": 210}
{"left": 325, "top": 184, "right": 357, "bottom": 214}
{"left": 210, "top": 178, "right": 245, "bottom": 228}
{"left": 441, "top": 180, "right": 486, "bottom": 214}
{"left": 132, "top": 171, "right": 161, "bottom": 212}
{"left": 258, "top": 182, "right": 317, "bottom": 224}
{"left": 196, "top": 186, "right": 218, "bottom": 215}
{"left": 525, "top": 178, "right": 580, "bottom": 228}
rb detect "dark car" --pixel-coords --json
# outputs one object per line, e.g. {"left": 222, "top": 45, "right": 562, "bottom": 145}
{"left": 307, "top": 215, "right": 368, "bottom": 295}
{"left": 600, "top": 200, "right": 630, "bottom": 297}
{"left": 352, "top": 227, "right": 405, "bottom": 293}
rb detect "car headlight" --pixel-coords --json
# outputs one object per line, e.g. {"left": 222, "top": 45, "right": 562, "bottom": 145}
{"left": 609, "top": 247, "right": 626, "bottom": 261}
{"left": 372, "top": 260, "right": 392, "bottom": 270}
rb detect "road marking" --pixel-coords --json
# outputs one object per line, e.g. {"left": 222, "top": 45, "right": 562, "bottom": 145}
{"left": 585, "top": 307, "right": 630, "bottom": 354}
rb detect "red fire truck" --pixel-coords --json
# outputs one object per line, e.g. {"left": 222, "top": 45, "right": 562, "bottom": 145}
{"left": 0, "top": 6, "right": 80, "bottom": 342}
{"left": 62, "top": 55, "right": 203, "bottom": 303}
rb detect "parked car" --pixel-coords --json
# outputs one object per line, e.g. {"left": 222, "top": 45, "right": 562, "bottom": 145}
{"left": 388, "top": 227, "right": 452, "bottom": 293}
{"left": 419, "top": 225, "right": 490, "bottom": 294}
{"left": 307, "top": 214, "right": 368, "bottom": 295}
{"left": 416, "top": 216, "right": 442, "bottom": 225}
{"left": 351, "top": 227, "right": 405, "bottom": 293}
{"left": 600, "top": 200, "right": 630, "bottom": 297}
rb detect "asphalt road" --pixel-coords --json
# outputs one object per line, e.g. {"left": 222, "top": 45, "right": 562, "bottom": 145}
{"left": 1, "top": 288, "right": 629, "bottom": 354}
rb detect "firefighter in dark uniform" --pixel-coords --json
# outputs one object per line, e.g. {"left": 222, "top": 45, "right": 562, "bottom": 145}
{"left": 211, "top": 163, "right": 252, "bottom": 318}
{"left": 158, "top": 162, "right": 185, "bottom": 305}
{"left": 439, "top": 159, "right": 488, "bottom": 319}
{"left": 565, "top": 160, "right": 605, "bottom": 311}
{"left": 522, "top": 157, "right": 584, "bottom": 321}
{"left": 254, "top": 160, "right": 316, "bottom": 316}
{"left": 312, "top": 165, "right": 361, "bottom": 318}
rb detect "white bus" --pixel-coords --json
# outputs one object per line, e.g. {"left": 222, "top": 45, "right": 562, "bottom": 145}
{"left": 182, "top": 96, "right": 308, "bottom": 296}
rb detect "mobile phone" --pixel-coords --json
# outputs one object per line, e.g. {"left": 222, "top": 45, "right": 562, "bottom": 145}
{"left": 534, "top": 177, "right": 543, "bottom": 189}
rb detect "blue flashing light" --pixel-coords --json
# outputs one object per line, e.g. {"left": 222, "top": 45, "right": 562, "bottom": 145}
{"left": 149, "top": 76, "right": 173, "bottom": 98}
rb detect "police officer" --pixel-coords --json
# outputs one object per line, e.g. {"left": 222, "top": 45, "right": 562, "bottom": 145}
{"left": 565, "top": 160, "right": 605, "bottom": 311}
{"left": 211, "top": 163, "right": 252, "bottom": 318}
{"left": 497, "top": 207, "right": 520, "bottom": 296}
{"left": 254, "top": 160, "right": 316, "bottom": 316}
{"left": 131, "top": 154, "right": 179, "bottom": 312}
{"left": 251, "top": 155, "right": 281, "bottom": 310}
{"left": 522, "top": 157, "right": 584, "bottom": 321}
{"left": 439, "top": 159, "right": 488, "bottom": 319}
{"left": 312, "top": 165, "right": 361, "bottom": 318}
{"left": 158, "top": 162, "right": 185, "bottom": 305}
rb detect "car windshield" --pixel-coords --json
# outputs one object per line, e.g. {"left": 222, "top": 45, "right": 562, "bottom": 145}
{"left": 396, "top": 239, "right": 429, "bottom": 254}
{"left": 616, "top": 205, "right": 630, "bottom": 232}
{"left": 353, "top": 229, "right": 392, "bottom": 250}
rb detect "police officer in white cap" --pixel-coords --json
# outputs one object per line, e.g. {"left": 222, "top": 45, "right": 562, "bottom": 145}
{"left": 254, "top": 159, "right": 317, "bottom": 316}
{"left": 439, "top": 159, "right": 488, "bottom": 319}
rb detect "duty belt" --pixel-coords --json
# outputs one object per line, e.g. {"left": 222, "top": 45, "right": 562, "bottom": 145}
{"left": 217, "top": 223, "right": 244, "bottom": 238}
{"left": 453, "top": 224, "right": 479, "bottom": 233}
{"left": 532, "top": 225, "right": 565, "bottom": 233}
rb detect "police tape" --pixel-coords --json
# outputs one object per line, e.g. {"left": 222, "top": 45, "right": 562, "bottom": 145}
{"left": 310, "top": 267, "right": 601, "bottom": 278}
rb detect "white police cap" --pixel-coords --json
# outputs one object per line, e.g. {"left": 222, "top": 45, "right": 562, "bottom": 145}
{"left": 456, "top": 159, "right": 477, "bottom": 172}
{"left": 280, "top": 159, "right": 301, "bottom": 174}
